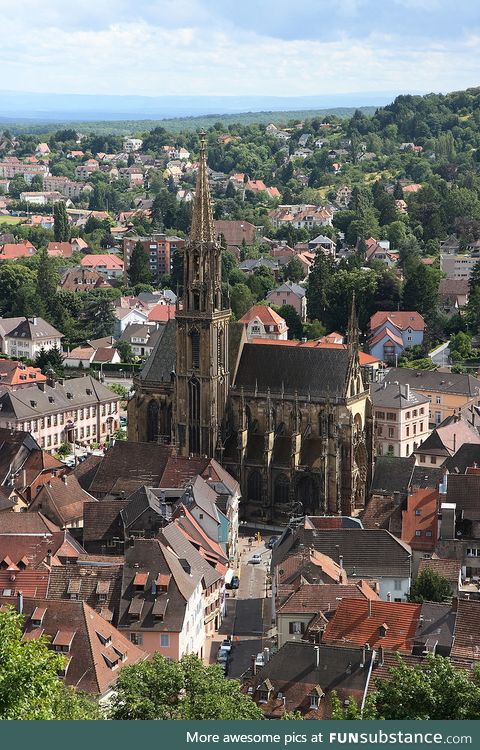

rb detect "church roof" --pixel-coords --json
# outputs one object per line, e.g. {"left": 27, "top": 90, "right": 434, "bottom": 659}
{"left": 233, "top": 342, "right": 351, "bottom": 398}
{"left": 139, "top": 318, "right": 177, "bottom": 385}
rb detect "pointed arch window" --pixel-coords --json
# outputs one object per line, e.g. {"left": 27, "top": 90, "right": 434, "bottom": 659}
{"left": 190, "top": 329, "right": 200, "bottom": 369}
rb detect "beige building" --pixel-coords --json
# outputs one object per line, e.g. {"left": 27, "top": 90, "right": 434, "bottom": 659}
{"left": 0, "top": 316, "right": 63, "bottom": 359}
{"left": 382, "top": 368, "right": 480, "bottom": 426}
{"left": 0, "top": 374, "right": 119, "bottom": 451}
{"left": 371, "top": 381, "right": 430, "bottom": 458}
{"left": 440, "top": 254, "right": 479, "bottom": 280}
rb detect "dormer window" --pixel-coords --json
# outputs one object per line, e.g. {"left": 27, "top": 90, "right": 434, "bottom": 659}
{"left": 96, "top": 631, "right": 112, "bottom": 646}
{"left": 31, "top": 607, "right": 46, "bottom": 627}
{"left": 67, "top": 579, "right": 81, "bottom": 600}
{"left": 52, "top": 630, "right": 75, "bottom": 653}
{"left": 309, "top": 686, "right": 324, "bottom": 709}
{"left": 379, "top": 623, "right": 389, "bottom": 638}
{"left": 257, "top": 678, "right": 273, "bottom": 704}
{"left": 133, "top": 571, "right": 149, "bottom": 591}
{"left": 155, "top": 573, "right": 171, "bottom": 593}
{"left": 58, "top": 657, "right": 71, "bottom": 678}
{"left": 96, "top": 580, "right": 110, "bottom": 602}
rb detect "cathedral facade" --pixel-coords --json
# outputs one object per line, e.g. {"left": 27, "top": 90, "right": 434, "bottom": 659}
{"left": 128, "top": 132, "right": 374, "bottom": 521}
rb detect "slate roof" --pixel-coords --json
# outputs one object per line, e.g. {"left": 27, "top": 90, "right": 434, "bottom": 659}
{"left": 243, "top": 641, "right": 372, "bottom": 719}
{"left": 160, "top": 522, "right": 222, "bottom": 589}
{"left": 444, "top": 444, "right": 480, "bottom": 475}
{"left": 445, "top": 473, "right": 480, "bottom": 512}
{"left": 0, "top": 316, "right": 63, "bottom": 341}
{"left": 234, "top": 342, "right": 351, "bottom": 398}
{"left": 138, "top": 318, "right": 177, "bottom": 385}
{"left": 416, "top": 416, "right": 480, "bottom": 458}
{"left": 371, "top": 382, "right": 429, "bottom": 409}
{"left": 0, "top": 375, "right": 117, "bottom": 420}
{"left": 273, "top": 527, "right": 411, "bottom": 580}
{"left": 370, "top": 455, "right": 416, "bottom": 497}
{"left": 72, "top": 453, "right": 103, "bottom": 491}
{"left": 118, "top": 539, "right": 202, "bottom": 634}
{"left": 384, "top": 368, "right": 480, "bottom": 398}
{"left": 413, "top": 602, "right": 455, "bottom": 654}
{"left": 121, "top": 485, "right": 172, "bottom": 528}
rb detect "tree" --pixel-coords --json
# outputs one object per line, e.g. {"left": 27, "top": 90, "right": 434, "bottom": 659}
{"left": 0, "top": 606, "right": 100, "bottom": 720}
{"left": 332, "top": 654, "right": 480, "bottom": 720}
{"left": 306, "top": 252, "right": 333, "bottom": 322}
{"left": 35, "top": 346, "right": 65, "bottom": 377}
{"left": 128, "top": 241, "right": 152, "bottom": 286}
{"left": 8, "top": 174, "right": 28, "bottom": 198}
{"left": 53, "top": 201, "right": 70, "bottom": 242}
{"left": 230, "top": 283, "right": 255, "bottom": 319}
{"left": 409, "top": 569, "right": 452, "bottom": 603}
{"left": 402, "top": 258, "right": 440, "bottom": 323}
{"left": 83, "top": 295, "right": 116, "bottom": 339}
{"left": 284, "top": 256, "right": 305, "bottom": 283}
{"left": 0, "top": 263, "right": 38, "bottom": 317}
{"left": 277, "top": 304, "right": 303, "bottom": 340}
{"left": 36, "top": 249, "right": 60, "bottom": 321}
{"left": 116, "top": 340, "right": 134, "bottom": 363}
{"left": 109, "top": 653, "right": 263, "bottom": 720}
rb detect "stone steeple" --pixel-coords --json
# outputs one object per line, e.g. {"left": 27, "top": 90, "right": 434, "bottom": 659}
{"left": 174, "top": 131, "right": 230, "bottom": 457}
{"left": 189, "top": 130, "right": 216, "bottom": 245}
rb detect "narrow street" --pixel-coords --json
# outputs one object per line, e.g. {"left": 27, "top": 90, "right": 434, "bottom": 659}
{"left": 220, "top": 539, "right": 275, "bottom": 679}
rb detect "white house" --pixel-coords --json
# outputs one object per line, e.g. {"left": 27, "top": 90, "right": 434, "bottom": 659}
{"left": 0, "top": 316, "right": 63, "bottom": 359}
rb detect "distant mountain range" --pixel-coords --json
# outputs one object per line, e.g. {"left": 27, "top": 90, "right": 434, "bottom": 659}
{"left": 0, "top": 90, "right": 413, "bottom": 122}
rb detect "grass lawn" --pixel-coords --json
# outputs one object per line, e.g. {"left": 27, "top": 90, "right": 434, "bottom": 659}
{"left": 0, "top": 215, "right": 25, "bottom": 225}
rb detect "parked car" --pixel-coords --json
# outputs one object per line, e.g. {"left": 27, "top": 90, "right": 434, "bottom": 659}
{"left": 220, "top": 639, "right": 232, "bottom": 653}
{"left": 230, "top": 575, "right": 240, "bottom": 589}
{"left": 267, "top": 536, "right": 279, "bottom": 549}
{"left": 217, "top": 647, "right": 229, "bottom": 673}
{"left": 249, "top": 553, "right": 262, "bottom": 564}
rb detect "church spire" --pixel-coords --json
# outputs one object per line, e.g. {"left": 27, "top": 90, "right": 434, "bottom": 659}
{"left": 347, "top": 292, "right": 359, "bottom": 351}
{"left": 190, "top": 130, "right": 216, "bottom": 245}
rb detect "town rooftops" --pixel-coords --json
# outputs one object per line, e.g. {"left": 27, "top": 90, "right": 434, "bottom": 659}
{"left": 370, "top": 311, "right": 426, "bottom": 332}
{"left": 384, "top": 368, "right": 480, "bottom": 398}
{"left": 323, "top": 599, "right": 421, "bottom": 652}
{"left": 371, "top": 381, "right": 430, "bottom": 409}
{"left": 238, "top": 305, "right": 287, "bottom": 329}
{"left": 0, "top": 315, "right": 62, "bottom": 341}
{"left": 273, "top": 527, "right": 411, "bottom": 580}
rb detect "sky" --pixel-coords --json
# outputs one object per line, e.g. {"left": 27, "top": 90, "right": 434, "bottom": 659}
{"left": 0, "top": 0, "right": 479, "bottom": 98}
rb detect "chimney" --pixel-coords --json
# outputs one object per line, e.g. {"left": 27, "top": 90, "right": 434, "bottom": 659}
{"left": 314, "top": 645, "right": 320, "bottom": 668}
{"left": 386, "top": 592, "right": 391, "bottom": 602}
{"left": 62, "top": 475, "right": 67, "bottom": 485}
{"left": 263, "top": 647, "right": 270, "bottom": 664}
{"left": 377, "top": 646, "right": 384, "bottom": 666}
{"left": 368, "top": 599, "right": 372, "bottom": 617}
{"left": 251, "top": 654, "right": 257, "bottom": 676}
{"left": 17, "top": 590, "right": 24, "bottom": 614}
{"left": 405, "top": 383, "right": 410, "bottom": 400}
{"left": 46, "top": 549, "right": 52, "bottom": 567}
{"left": 339, "top": 554, "right": 344, "bottom": 570}
{"left": 451, "top": 597, "right": 458, "bottom": 613}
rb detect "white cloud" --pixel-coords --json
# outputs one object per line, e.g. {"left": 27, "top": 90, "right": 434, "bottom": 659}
{"left": 0, "top": 3, "right": 478, "bottom": 96}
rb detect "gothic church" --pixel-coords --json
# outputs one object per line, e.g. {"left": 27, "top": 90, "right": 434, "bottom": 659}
{"left": 128, "top": 133, "right": 374, "bottom": 521}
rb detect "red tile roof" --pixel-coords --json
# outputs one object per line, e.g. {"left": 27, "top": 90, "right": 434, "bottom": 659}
{"left": 0, "top": 241, "right": 37, "bottom": 259}
{"left": 323, "top": 599, "right": 422, "bottom": 653}
{"left": 80, "top": 254, "right": 124, "bottom": 270}
{"left": 370, "top": 311, "right": 426, "bottom": 332}
{"left": 238, "top": 304, "right": 287, "bottom": 328}
{"left": 148, "top": 304, "right": 176, "bottom": 322}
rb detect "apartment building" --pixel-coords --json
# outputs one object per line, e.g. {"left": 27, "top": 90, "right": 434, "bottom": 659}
{"left": 371, "top": 381, "right": 430, "bottom": 458}
{"left": 0, "top": 374, "right": 119, "bottom": 451}
{"left": 441, "top": 254, "right": 480, "bottom": 280}
{"left": 123, "top": 235, "right": 185, "bottom": 283}
{"left": 0, "top": 316, "right": 63, "bottom": 359}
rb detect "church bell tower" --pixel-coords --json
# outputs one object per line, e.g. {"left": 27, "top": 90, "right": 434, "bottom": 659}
{"left": 174, "top": 131, "right": 231, "bottom": 456}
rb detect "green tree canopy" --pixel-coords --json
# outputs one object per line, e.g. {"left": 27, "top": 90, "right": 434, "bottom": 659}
{"left": 0, "top": 607, "right": 100, "bottom": 720}
{"left": 409, "top": 569, "right": 453, "bottom": 603}
{"left": 54, "top": 202, "right": 70, "bottom": 242}
{"left": 128, "top": 241, "right": 152, "bottom": 286}
{"left": 109, "top": 653, "right": 263, "bottom": 720}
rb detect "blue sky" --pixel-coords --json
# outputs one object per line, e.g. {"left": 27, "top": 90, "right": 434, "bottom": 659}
{"left": 0, "top": 0, "right": 479, "bottom": 97}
